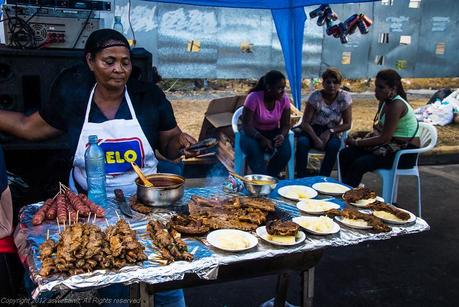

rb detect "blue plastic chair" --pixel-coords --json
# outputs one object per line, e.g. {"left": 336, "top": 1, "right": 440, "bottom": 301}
{"left": 231, "top": 106, "right": 295, "bottom": 179}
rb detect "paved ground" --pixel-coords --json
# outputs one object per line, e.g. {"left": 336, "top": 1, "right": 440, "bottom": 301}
{"left": 183, "top": 164, "right": 459, "bottom": 307}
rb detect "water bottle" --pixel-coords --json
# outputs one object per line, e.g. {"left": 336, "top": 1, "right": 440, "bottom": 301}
{"left": 85, "top": 135, "right": 107, "bottom": 206}
{"left": 113, "top": 16, "right": 124, "bottom": 33}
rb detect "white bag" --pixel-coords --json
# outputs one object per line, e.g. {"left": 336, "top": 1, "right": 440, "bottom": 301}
{"left": 415, "top": 100, "right": 453, "bottom": 126}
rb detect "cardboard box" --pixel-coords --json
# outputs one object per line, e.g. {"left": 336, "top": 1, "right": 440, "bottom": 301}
{"left": 198, "top": 95, "right": 303, "bottom": 171}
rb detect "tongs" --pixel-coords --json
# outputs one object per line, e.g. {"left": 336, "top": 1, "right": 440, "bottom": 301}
{"left": 180, "top": 138, "right": 218, "bottom": 154}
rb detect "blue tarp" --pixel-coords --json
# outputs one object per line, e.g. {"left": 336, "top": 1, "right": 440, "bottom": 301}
{"left": 150, "top": 0, "right": 378, "bottom": 108}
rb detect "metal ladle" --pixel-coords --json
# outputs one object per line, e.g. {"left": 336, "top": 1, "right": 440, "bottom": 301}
{"left": 130, "top": 162, "right": 154, "bottom": 187}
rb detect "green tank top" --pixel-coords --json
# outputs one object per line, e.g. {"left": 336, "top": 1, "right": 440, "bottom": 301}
{"left": 377, "top": 95, "right": 419, "bottom": 138}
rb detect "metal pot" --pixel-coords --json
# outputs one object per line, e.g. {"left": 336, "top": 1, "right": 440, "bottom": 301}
{"left": 136, "top": 173, "right": 185, "bottom": 207}
{"left": 243, "top": 174, "right": 278, "bottom": 197}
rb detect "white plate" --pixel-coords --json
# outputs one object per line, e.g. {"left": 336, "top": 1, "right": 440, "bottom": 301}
{"left": 206, "top": 229, "right": 258, "bottom": 252}
{"left": 349, "top": 196, "right": 385, "bottom": 208}
{"left": 296, "top": 199, "right": 340, "bottom": 215}
{"left": 312, "top": 182, "right": 351, "bottom": 196}
{"left": 256, "top": 226, "right": 306, "bottom": 246}
{"left": 334, "top": 216, "right": 373, "bottom": 230}
{"left": 292, "top": 216, "right": 340, "bottom": 235}
{"left": 373, "top": 208, "right": 416, "bottom": 225}
{"left": 277, "top": 185, "right": 318, "bottom": 201}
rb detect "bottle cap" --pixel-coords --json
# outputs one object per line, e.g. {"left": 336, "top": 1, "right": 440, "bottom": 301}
{"left": 88, "top": 135, "right": 98, "bottom": 143}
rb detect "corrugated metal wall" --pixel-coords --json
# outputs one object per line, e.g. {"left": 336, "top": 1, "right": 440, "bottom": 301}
{"left": 112, "top": 0, "right": 459, "bottom": 78}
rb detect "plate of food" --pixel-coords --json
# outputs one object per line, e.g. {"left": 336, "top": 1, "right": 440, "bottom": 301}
{"left": 256, "top": 220, "right": 305, "bottom": 246}
{"left": 342, "top": 187, "right": 383, "bottom": 208}
{"left": 370, "top": 204, "right": 416, "bottom": 224}
{"left": 206, "top": 229, "right": 258, "bottom": 252}
{"left": 277, "top": 185, "right": 318, "bottom": 201}
{"left": 296, "top": 199, "right": 340, "bottom": 215}
{"left": 312, "top": 182, "right": 351, "bottom": 196}
{"left": 334, "top": 216, "right": 372, "bottom": 229}
{"left": 292, "top": 216, "right": 340, "bottom": 235}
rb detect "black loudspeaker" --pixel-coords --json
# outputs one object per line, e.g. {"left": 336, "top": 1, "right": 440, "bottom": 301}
{"left": 0, "top": 46, "right": 153, "bottom": 148}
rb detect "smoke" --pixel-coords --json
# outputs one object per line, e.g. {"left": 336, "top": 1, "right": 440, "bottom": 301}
{"left": 204, "top": 164, "right": 227, "bottom": 188}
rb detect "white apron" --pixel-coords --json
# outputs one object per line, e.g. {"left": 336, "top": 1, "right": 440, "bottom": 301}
{"left": 72, "top": 84, "right": 158, "bottom": 195}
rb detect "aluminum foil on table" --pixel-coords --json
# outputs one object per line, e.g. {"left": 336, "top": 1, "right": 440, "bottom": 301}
{"left": 16, "top": 177, "right": 430, "bottom": 299}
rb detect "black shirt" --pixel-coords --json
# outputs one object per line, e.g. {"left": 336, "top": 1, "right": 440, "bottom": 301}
{"left": 39, "top": 64, "right": 177, "bottom": 155}
{"left": 0, "top": 147, "right": 7, "bottom": 193}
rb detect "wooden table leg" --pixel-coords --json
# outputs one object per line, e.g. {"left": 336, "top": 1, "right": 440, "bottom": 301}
{"left": 140, "top": 283, "right": 154, "bottom": 307}
{"left": 129, "top": 283, "right": 154, "bottom": 307}
{"left": 301, "top": 267, "right": 315, "bottom": 307}
{"left": 129, "top": 284, "right": 139, "bottom": 307}
{"left": 273, "top": 273, "right": 289, "bottom": 307}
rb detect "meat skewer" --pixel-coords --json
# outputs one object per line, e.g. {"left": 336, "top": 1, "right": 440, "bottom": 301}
{"left": 79, "top": 194, "right": 105, "bottom": 217}
{"left": 32, "top": 199, "right": 54, "bottom": 226}
{"left": 65, "top": 190, "right": 91, "bottom": 217}
{"left": 56, "top": 194, "right": 68, "bottom": 224}
{"left": 45, "top": 199, "right": 57, "bottom": 220}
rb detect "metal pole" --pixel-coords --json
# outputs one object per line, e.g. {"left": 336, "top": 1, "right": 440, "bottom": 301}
{"left": 301, "top": 267, "right": 315, "bottom": 307}
{"left": 273, "top": 273, "right": 289, "bottom": 307}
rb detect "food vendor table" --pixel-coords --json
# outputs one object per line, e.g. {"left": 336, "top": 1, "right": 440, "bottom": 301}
{"left": 16, "top": 176, "right": 430, "bottom": 307}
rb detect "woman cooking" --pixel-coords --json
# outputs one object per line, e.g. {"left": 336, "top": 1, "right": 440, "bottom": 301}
{"left": 339, "top": 69, "right": 420, "bottom": 187}
{"left": 0, "top": 29, "right": 196, "bottom": 195}
{"left": 0, "top": 29, "right": 190, "bottom": 306}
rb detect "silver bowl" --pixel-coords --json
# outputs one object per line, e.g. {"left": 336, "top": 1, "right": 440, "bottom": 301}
{"left": 136, "top": 173, "right": 185, "bottom": 207}
{"left": 243, "top": 174, "right": 278, "bottom": 197}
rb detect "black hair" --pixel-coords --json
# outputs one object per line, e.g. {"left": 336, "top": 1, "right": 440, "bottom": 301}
{"left": 84, "top": 29, "right": 130, "bottom": 60}
{"left": 249, "top": 70, "right": 286, "bottom": 93}
{"left": 376, "top": 69, "right": 407, "bottom": 101}
{"left": 321, "top": 67, "right": 343, "bottom": 84}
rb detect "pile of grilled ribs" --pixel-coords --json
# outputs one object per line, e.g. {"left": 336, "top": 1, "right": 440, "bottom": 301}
{"left": 173, "top": 195, "right": 276, "bottom": 233}
{"left": 39, "top": 219, "right": 147, "bottom": 277}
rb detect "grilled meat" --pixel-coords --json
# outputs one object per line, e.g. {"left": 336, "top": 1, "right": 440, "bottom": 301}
{"left": 39, "top": 239, "right": 56, "bottom": 258}
{"left": 266, "top": 220, "right": 299, "bottom": 236}
{"left": 147, "top": 220, "right": 193, "bottom": 264}
{"left": 38, "top": 220, "right": 146, "bottom": 277}
{"left": 327, "top": 208, "right": 391, "bottom": 233}
{"left": 239, "top": 197, "right": 275, "bottom": 212}
{"left": 367, "top": 202, "right": 410, "bottom": 220}
{"left": 188, "top": 195, "right": 273, "bottom": 231}
{"left": 170, "top": 214, "right": 210, "bottom": 235}
{"left": 342, "top": 187, "right": 377, "bottom": 203}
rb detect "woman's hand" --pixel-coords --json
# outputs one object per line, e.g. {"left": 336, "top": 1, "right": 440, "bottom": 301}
{"left": 319, "top": 130, "right": 331, "bottom": 144}
{"left": 345, "top": 136, "right": 359, "bottom": 147}
{"left": 258, "top": 136, "right": 274, "bottom": 151}
{"left": 313, "top": 138, "right": 325, "bottom": 151}
{"left": 178, "top": 132, "right": 197, "bottom": 148}
{"left": 273, "top": 134, "right": 285, "bottom": 147}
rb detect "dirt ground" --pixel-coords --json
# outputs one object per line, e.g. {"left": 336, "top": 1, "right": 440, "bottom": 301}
{"left": 171, "top": 96, "right": 459, "bottom": 147}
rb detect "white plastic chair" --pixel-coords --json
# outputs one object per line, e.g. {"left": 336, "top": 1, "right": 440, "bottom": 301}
{"left": 231, "top": 106, "right": 295, "bottom": 179}
{"left": 375, "top": 122, "right": 437, "bottom": 217}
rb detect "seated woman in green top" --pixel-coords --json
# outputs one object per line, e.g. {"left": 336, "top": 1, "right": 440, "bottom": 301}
{"left": 339, "top": 69, "right": 420, "bottom": 187}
